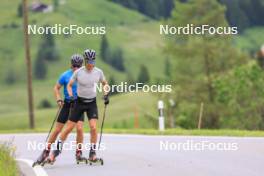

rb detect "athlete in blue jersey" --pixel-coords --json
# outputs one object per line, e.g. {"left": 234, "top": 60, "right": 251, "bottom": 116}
{"left": 33, "top": 54, "right": 85, "bottom": 166}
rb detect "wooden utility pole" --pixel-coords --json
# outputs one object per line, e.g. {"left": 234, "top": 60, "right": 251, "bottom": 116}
{"left": 198, "top": 102, "right": 204, "bottom": 129}
{"left": 134, "top": 106, "right": 139, "bottom": 129}
{"left": 22, "top": 0, "right": 35, "bottom": 129}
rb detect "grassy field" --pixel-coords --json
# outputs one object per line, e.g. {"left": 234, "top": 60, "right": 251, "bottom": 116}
{"left": 0, "top": 0, "right": 167, "bottom": 131}
{"left": 103, "top": 128, "right": 264, "bottom": 137}
{"left": 235, "top": 27, "right": 264, "bottom": 53}
{"left": 1, "top": 128, "right": 264, "bottom": 137}
{"left": 0, "top": 91, "right": 159, "bottom": 130}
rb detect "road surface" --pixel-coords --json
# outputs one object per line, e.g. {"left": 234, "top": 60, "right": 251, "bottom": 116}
{"left": 0, "top": 133, "right": 264, "bottom": 176}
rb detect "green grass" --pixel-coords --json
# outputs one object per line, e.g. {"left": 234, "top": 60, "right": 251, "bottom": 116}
{"left": 103, "top": 128, "right": 264, "bottom": 137}
{"left": 0, "top": 91, "right": 159, "bottom": 130}
{"left": 1, "top": 128, "right": 264, "bottom": 137}
{"left": 0, "top": 143, "right": 18, "bottom": 176}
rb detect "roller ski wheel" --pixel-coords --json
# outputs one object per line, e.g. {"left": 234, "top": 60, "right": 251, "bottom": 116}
{"left": 32, "top": 149, "right": 50, "bottom": 167}
{"left": 76, "top": 151, "right": 87, "bottom": 164}
{"left": 76, "top": 156, "right": 88, "bottom": 164}
{"left": 32, "top": 161, "right": 39, "bottom": 167}
{"left": 88, "top": 158, "right": 104, "bottom": 166}
{"left": 41, "top": 158, "right": 55, "bottom": 166}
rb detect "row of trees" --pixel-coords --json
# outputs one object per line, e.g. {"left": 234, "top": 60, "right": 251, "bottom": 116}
{"left": 164, "top": 0, "right": 264, "bottom": 130}
{"left": 110, "top": 0, "right": 174, "bottom": 19}
{"left": 34, "top": 32, "right": 151, "bottom": 83}
{"left": 110, "top": 0, "right": 264, "bottom": 32}
{"left": 219, "top": 0, "right": 264, "bottom": 32}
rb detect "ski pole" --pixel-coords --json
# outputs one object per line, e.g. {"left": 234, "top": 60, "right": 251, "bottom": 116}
{"left": 44, "top": 107, "right": 62, "bottom": 144}
{"left": 98, "top": 104, "right": 107, "bottom": 150}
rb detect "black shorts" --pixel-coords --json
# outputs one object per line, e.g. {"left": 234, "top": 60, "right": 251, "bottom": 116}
{"left": 69, "top": 97, "right": 98, "bottom": 123}
{"left": 57, "top": 100, "right": 84, "bottom": 124}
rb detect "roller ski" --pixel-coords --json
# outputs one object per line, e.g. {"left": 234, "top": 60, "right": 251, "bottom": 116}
{"left": 87, "top": 150, "right": 104, "bottom": 165}
{"left": 32, "top": 149, "right": 50, "bottom": 167}
{"left": 76, "top": 150, "right": 88, "bottom": 164}
{"left": 87, "top": 158, "right": 104, "bottom": 165}
{"left": 41, "top": 157, "right": 55, "bottom": 166}
{"left": 41, "top": 140, "right": 62, "bottom": 166}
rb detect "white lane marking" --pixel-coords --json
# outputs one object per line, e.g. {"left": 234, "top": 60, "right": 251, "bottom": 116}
{"left": 16, "top": 158, "right": 48, "bottom": 176}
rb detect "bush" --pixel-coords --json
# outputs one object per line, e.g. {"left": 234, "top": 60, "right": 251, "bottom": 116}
{"left": 38, "top": 99, "right": 52, "bottom": 109}
{"left": 0, "top": 143, "right": 18, "bottom": 176}
{"left": 5, "top": 69, "right": 16, "bottom": 85}
{"left": 137, "top": 65, "right": 150, "bottom": 84}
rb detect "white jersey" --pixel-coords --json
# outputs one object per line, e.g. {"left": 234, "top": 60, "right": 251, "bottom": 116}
{"left": 71, "top": 66, "right": 105, "bottom": 99}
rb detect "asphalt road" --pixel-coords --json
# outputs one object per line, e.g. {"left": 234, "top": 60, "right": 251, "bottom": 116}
{"left": 1, "top": 133, "right": 264, "bottom": 176}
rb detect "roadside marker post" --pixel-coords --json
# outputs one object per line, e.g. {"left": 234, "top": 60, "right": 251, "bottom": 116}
{"left": 158, "top": 100, "right": 165, "bottom": 131}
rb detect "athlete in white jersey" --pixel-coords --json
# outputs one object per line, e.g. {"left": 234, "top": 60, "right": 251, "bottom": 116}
{"left": 48, "top": 49, "right": 109, "bottom": 163}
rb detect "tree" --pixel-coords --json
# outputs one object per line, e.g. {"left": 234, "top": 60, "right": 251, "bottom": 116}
{"left": 5, "top": 69, "right": 16, "bottom": 85}
{"left": 39, "top": 26, "right": 59, "bottom": 61}
{"left": 101, "top": 45, "right": 126, "bottom": 72}
{"left": 219, "top": 0, "right": 264, "bottom": 32}
{"left": 162, "top": 0, "right": 175, "bottom": 18}
{"left": 110, "top": 0, "right": 174, "bottom": 19}
{"left": 100, "top": 35, "right": 109, "bottom": 62}
{"left": 53, "top": 0, "right": 59, "bottom": 11}
{"left": 218, "top": 0, "right": 249, "bottom": 32}
{"left": 17, "top": 2, "right": 23, "bottom": 17}
{"left": 34, "top": 47, "right": 47, "bottom": 79}
{"left": 214, "top": 63, "right": 264, "bottom": 130}
{"left": 126, "top": 72, "right": 136, "bottom": 85}
{"left": 138, "top": 65, "right": 150, "bottom": 84}
{"left": 165, "top": 0, "right": 248, "bottom": 128}
{"left": 110, "top": 48, "right": 125, "bottom": 72}
{"left": 108, "top": 75, "right": 118, "bottom": 95}
{"left": 99, "top": 35, "right": 125, "bottom": 72}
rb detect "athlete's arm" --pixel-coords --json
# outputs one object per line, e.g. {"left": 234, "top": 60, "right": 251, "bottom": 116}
{"left": 67, "top": 79, "right": 75, "bottom": 97}
{"left": 54, "top": 83, "right": 63, "bottom": 107}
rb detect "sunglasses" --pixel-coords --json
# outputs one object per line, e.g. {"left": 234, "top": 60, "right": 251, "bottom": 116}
{"left": 85, "top": 59, "right": 95, "bottom": 64}
{"left": 72, "top": 64, "right": 82, "bottom": 68}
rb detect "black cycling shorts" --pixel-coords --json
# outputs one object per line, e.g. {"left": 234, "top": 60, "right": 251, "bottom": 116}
{"left": 57, "top": 100, "right": 84, "bottom": 124}
{"left": 69, "top": 97, "right": 98, "bottom": 123}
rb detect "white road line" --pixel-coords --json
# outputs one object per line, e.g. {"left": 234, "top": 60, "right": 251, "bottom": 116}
{"left": 16, "top": 158, "right": 48, "bottom": 176}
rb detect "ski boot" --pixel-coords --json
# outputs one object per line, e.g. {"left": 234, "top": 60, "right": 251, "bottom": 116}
{"left": 76, "top": 150, "right": 87, "bottom": 164}
{"left": 88, "top": 149, "right": 103, "bottom": 165}
{"left": 32, "top": 149, "right": 50, "bottom": 167}
{"left": 41, "top": 140, "right": 63, "bottom": 166}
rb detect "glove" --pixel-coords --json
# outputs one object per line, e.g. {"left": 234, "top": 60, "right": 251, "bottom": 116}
{"left": 103, "top": 94, "right": 109, "bottom": 105}
{"left": 69, "top": 96, "right": 75, "bottom": 105}
{"left": 56, "top": 99, "right": 63, "bottom": 107}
